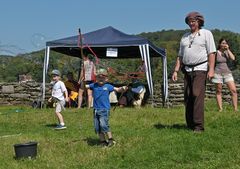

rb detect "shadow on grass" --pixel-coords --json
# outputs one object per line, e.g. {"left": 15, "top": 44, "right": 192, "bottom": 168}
{"left": 154, "top": 123, "right": 189, "bottom": 130}
{"left": 45, "top": 123, "right": 57, "bottom": 128}
{"left": 83, "top": 137, "right": 100, "bottom": 146}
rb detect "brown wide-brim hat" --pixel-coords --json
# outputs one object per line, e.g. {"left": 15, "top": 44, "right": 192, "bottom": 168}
{"left": 185, "top": 11, "right": 204, "bottom": 26}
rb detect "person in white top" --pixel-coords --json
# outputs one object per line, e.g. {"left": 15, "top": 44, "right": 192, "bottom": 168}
{"left": 78, "top": 55, "right": 96, "bottom": 108}
{"left": 48, "top": 69, "right": 69, "bottom": 129}
{"left": 172, "top": 11, "right": 216, "bottom": 133}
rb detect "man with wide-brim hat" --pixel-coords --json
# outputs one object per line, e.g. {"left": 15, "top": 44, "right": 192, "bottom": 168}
{"left": 172, "top": 11, "right": 216, "bottom": 133}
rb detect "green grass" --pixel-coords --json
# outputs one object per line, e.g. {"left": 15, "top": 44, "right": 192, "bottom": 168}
{"left": 0, "top": 100, "right": 240, "bottom": 169}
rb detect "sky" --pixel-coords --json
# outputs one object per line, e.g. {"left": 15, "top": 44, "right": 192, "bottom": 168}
{"left": 0, "top": 0, "right": 240, "bottom": 56}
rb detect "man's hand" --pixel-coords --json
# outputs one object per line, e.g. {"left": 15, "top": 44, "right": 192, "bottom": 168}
{"left": 207, "top": 68, "right": 214, "bottom": 81}
{"left": 172, "top": 71, "right": 178, "bottom": 82}
{"left": 207, "top": 53, "right": 215, "bottom": 80}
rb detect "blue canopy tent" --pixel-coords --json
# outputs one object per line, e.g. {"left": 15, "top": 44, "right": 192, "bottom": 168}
{"left": 43, "top": 26, "right": 168, "bottom": 106}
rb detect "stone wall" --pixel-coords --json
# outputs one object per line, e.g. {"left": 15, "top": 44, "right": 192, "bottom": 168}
{"left": 0, "top": 81, "right": 239, "bottom": 107}
{"left": 152, "top": 83, "right": 240, "bottom": 107}
{"left": 0, "top": 82, "right": 51, "bottom": 106}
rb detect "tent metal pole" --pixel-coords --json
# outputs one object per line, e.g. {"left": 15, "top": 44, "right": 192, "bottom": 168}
{"left": 42, "top": 47, "right": 47, "bottom": 108}
{"left": 162, "top": 56, "right": 165, "bottom": 107}
{"left": 41, "top": 47, "right": 50, "bottom": 108}
{"left": 162, "top": 51, "right": 168, "bottom": 108}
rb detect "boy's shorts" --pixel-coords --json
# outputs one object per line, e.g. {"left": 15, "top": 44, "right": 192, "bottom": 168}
{"left": 212, "top": 73, "right": 234, "bottom": 84}
{"left": 55, "top": 100, "right": 66, "bottom": 112}
{"left": 93, "top": 109, "right": 110, "bottom": 133}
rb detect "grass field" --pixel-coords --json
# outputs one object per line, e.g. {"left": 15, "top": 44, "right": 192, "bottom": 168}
{"left": 0, "top": 100, "right": 240, "bottom": 169}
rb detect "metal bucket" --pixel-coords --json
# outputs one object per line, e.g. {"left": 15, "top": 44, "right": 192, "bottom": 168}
{"left": 14, "top": 141, "right": 38, "bottom": 159}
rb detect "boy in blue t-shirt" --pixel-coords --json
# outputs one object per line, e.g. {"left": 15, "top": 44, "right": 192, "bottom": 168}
{"left": 86, "top": 68, "right": 127, "bottom": 147}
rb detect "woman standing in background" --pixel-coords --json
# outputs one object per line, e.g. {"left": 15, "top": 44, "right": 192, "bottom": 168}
{"left": 212, "top": 38, "right": 238, "bottom": 112}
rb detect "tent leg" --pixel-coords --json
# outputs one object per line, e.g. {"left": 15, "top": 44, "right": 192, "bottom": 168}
{"left": 41, "top": 47, "right": 50, "bottom": 109}
{"left": 161, "top": 83, "right": 165, "bottom": 107}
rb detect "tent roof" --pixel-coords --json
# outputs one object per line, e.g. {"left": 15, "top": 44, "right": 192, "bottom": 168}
{"left": 46, "top": 26, "right": 166, "bottom": 58}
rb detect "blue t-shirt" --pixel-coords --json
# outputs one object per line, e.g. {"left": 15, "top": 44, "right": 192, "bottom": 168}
{"left": 89, "top": 83, "right": 114, "bottom": 110}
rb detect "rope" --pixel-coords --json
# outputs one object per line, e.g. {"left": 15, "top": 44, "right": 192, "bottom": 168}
{"left": 78, "top": 36, "right": 146, "bottom": 84}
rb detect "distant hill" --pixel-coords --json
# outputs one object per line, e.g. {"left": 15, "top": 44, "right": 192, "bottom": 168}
{"left": 1, "top": 29, "right": 240, "bottom": 83}
{"left": 0, "top": 50, "right": 80, "bottom": 82}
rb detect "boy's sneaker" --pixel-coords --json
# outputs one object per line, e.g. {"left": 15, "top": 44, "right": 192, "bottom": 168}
{"left": 107, "top": 139, "right": 116, "bottom": 147}
{"left": 55, "top": 124, "right": 66, "bottom": 130}
{"left": 100, "top": 141, "right": 108, "bottom": 147}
